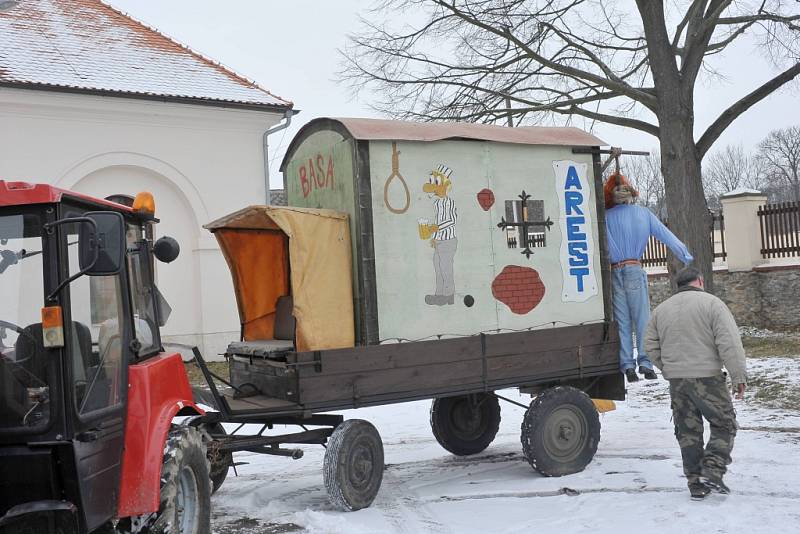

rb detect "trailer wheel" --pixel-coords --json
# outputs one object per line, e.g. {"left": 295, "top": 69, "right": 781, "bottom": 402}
{"left": 430, "top": 393, "right": 501, "bottom": 456}
{"left": 150, "top": 426, "right": 211, "bottom": 533}
{"left": 323, "top": 420, "right": 384, "bottom": 511}
{"left": 520, "top": 386, "right": 600, "bottom": 477}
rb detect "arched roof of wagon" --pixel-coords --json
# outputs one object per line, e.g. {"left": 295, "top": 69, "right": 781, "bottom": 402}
{"left": 280, "top": 117, "right": 606, "bottom": 172}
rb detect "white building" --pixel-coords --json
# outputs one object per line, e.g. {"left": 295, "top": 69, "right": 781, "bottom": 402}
{"left": 0, "top": 0, "right": 294, "bottom": 358}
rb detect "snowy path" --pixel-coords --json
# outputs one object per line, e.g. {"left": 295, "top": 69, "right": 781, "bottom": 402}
{"left": 210, "top": 362, "right": 800, "bottom": 534}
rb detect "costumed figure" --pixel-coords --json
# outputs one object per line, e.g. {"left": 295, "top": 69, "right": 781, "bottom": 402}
{"left": 604, "top": 172, "right": 693, "bottom": 382}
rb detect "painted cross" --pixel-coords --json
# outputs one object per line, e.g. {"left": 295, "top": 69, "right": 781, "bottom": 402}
{"left": 497, "top": 190, "right": 553, "bottom": 259}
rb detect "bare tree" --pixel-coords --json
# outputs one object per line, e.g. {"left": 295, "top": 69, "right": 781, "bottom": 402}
{"left": 342, "top": 0, "right": 800, "bottom": 289}
{"left": 757, "top": 125, "right": 800, "bottom": 202}
{"left": 703, "top": 144, "right": 765, "bottom": 207}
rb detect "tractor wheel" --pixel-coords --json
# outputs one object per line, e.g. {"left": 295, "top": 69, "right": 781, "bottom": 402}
{"left": 206, "top": 424, "right": 232, "bottom": 494}
{"left": 520, "top": 386, "right": 600, "bottom": 477}
{"left": 430, "top": 393, "right": 501, "bottom": 456}
{"left": 150, "top": 426, "right": 211, "bottom": 533}
{"left": 323, "top": 420, "right": 384, "bottom": 511}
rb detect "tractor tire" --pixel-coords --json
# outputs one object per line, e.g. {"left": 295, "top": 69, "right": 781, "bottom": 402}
{"left": 149, "top": 426, "right": 211, "bottom": 533}
{"left": 323, "top": 420, "right": 384, "bottom": 512}
{"left": 206, "top": 424, "right": 232, "bottom": 495}
{"left": 520, "top": 386, "right": 600, "bottom": 477}
{"left": 430, "top": 393, "right": 501, "bottom": 456}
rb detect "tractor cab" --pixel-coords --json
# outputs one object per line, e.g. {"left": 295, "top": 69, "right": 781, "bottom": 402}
{"left": 0, "top": 181, "right": 186, "bottom": 533}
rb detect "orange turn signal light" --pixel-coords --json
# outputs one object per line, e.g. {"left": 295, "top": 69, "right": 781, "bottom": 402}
{"left": 41, "top": 306, "right": 65, "bottom": 348}
{"left": 132, "top": 191, "right": 156, "bottom": 215}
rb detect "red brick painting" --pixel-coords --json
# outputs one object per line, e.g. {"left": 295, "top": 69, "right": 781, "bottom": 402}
{"left": 491, "top": 265, "right": 546, "bottom": 314}
{"left": 476, "top": 188, "right": 495, "bottom": 211}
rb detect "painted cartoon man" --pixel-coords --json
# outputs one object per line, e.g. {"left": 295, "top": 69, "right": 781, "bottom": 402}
{"left": 420, "top": 164, "right": 457, "bottom": 305}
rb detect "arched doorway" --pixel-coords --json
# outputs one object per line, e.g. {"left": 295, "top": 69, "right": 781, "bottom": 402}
{"left": 71, "top": 165, "right": 203, "bottom": 350}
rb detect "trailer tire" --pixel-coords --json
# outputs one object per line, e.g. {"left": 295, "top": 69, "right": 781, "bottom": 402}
{"left": 430, "top": 393, "right": 501, "bottom": 456}
{"left": 520, "top": 386, "right": 600, "bottom": 477}
{"left": 150, "top": 426, "right": 211, "bottom": 533}
{"left": 323, "top": 420, "right": 384, "bottom": 511}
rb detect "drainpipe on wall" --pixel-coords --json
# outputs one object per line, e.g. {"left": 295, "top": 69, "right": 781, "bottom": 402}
{"left": 263, "top": 109, "right": 294, "bottom": 205}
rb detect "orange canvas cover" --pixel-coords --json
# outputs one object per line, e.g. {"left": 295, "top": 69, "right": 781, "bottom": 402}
{"left": 205, "top": 206, "right": 354, "bottom": 352}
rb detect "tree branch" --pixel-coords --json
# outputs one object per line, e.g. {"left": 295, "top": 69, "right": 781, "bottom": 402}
{"left": 704, "top": 20, "right": 758, "bottom": 53}
{"left": 697, "top": 61, "right": 800, "bottom": 157}
{"left": 554, "top": 104, "right": 660, "bottom": 137}
{"left": 672, "top": 0, "right": 708, "bottom": 52}
{"left": 718, "top": 13, "right": 800, "bottom": 29}
{"left": 434, "top": 0, "right": 658, "bottom": 108}
{"left": 682, "top": 0, "right": 733, "bottom": 84}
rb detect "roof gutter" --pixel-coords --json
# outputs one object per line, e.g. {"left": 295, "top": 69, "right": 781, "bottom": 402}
{"left": 0, "top": 82, "right": 293, "bottom": 113}
{"left": 263, "top": 109, "right": 294, "bottom": 205}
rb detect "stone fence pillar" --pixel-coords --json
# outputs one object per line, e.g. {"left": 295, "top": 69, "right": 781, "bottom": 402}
{"left": 721, "top": 190, "right": 768, "bottom": 272}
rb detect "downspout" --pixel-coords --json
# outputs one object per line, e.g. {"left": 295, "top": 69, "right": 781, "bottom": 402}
{"left": 263, "top": 109, "right": 294, "bottom": 205}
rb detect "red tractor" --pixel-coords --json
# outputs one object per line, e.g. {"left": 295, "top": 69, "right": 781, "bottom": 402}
{"left": 0, "top": 181, "right": 218, "bottom": 533}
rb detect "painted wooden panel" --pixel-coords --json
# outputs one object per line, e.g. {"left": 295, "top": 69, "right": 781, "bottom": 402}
{"left": 367, "top": 140, "right": 605, "bottom": 343}
{"left": 285, "top": 130, "right": 355, "bottom": 215}
{"left": 284, "top": 130, "right": 362, "bottom": 320}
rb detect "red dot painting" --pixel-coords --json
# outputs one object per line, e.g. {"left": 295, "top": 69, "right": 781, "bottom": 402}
{"left": 476, "top": 188, "right": 495, "bottom": 211}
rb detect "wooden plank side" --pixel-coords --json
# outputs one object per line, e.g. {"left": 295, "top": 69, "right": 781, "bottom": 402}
{"left": 483, "top": 323, "right": 606, "bottom": 357}
{"left": 295, "top": 343, "right": 616, "bottom": 406}
{"left": 487, "top": 341, "right": 618, "bottom": 382}
{"left": 297, "top": 365, "right": 619, "bottom": 413}
{"left": 292, "top": 323, "right": 609, "bottom": 378}
{"left": 294, "top": 325, "right": 618, "bottom": 407}
{"left": 292, "top": 335, "right": 481, "bottom": 377}
{"left": 297, "top": 357, "right": 484, "bottom": 405}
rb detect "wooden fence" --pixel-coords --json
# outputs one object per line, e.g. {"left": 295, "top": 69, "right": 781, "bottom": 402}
{"left": 641, "top": 212, "right": 726, "bottom": 267}
{"left": 758, "top": 201, "right": 800, "bottom": 258}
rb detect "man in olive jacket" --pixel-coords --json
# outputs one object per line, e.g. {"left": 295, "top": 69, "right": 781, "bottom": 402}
{"left": 644, "top": 267, "right": 746, "bottom": 500}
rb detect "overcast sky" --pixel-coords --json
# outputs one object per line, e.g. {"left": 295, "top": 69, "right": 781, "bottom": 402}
{"left": 109, "top": 0, "right": 799, "bottom": 189}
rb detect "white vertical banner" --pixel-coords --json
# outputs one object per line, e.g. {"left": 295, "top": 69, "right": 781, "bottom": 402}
{"left": 553, "top": 160, "right": 598, "bottom": 303}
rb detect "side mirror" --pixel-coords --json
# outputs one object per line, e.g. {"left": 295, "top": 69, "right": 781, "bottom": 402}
{"left": 153, "top": 236, "right": 180, "bottom": 263}
{"left": 79, "top": 212, "right": 125, "bottom": 276}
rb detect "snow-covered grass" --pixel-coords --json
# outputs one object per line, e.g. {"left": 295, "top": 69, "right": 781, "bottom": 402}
{"left": 208, "top": 350, "right": 800, "bottom": 534}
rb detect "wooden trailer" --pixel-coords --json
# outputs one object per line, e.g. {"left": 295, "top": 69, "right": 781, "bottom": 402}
{"left": 198, "top": 118, "right": 624, "bottom": 512}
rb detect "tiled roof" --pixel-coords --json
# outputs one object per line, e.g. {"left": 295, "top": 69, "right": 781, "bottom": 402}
{"left": 0, "top": 0, "right": 292, "bottom": 110}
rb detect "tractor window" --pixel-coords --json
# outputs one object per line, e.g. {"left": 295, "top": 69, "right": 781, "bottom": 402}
{"left": 0, "top": 213, "right": 51, "bottom": 430}
{"left": 127, "top": 224, "right": 159, "bottom": 357}
{"left": 65, "top": 220, "right": 125, "bottom": 416}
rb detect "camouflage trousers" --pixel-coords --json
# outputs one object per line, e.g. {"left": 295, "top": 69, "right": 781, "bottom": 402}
{"left": 669, "top": 376, "right": 737, "bottom": 485}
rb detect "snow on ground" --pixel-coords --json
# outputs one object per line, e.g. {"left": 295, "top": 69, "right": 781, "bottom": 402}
{"left": 210, "top": 357, "right": 800, "bottom": 534}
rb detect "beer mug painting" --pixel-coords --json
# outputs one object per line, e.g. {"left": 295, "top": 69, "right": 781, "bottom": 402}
{"left": 418, "top": 218, "right": 431, "bottom": 239}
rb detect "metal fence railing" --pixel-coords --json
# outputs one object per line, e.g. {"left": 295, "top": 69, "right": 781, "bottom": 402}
{"left": 758, "top": 201, "right": 800, "bottom": 258}
{"left": 641, "top": 211, "right": 726, "bottom": 267}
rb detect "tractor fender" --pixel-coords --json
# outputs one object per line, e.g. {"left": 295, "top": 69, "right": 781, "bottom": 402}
{"left": 117, "top": 352, "right": 204, "bottom": 517}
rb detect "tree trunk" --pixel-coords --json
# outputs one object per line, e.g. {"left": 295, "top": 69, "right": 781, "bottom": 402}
{"left": 659, "top": 117, "right": 715, "bottom": 292}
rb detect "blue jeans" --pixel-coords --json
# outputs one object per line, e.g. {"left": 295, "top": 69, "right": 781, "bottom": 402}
{"left": 611, "top": 264, "right": 653, "bottom": 372}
